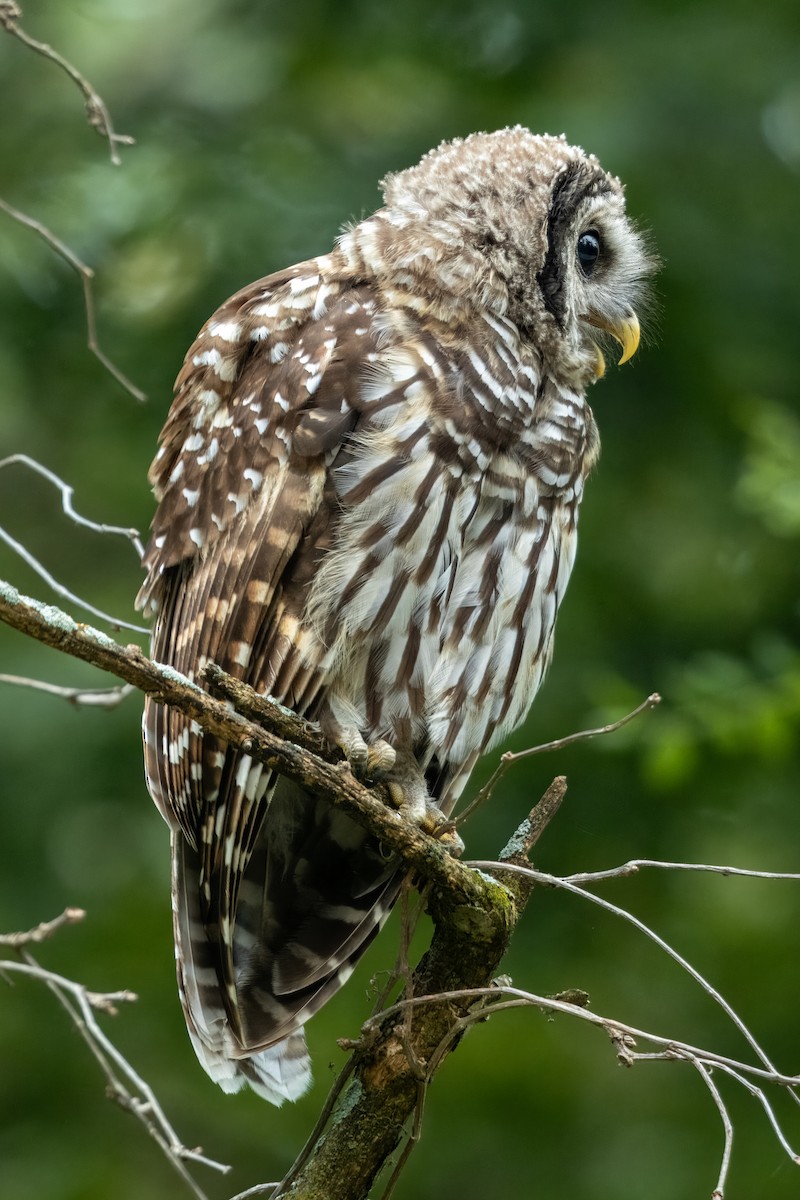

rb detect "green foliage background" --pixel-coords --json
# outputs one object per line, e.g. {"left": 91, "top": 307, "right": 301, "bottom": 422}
{"left": 1, "top": 2, "right": 799, "bottom": 1197}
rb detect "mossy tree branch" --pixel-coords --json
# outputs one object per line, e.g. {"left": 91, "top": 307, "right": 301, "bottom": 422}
{"left": 0, "top": 579, "right": 566, "bottom": 1199}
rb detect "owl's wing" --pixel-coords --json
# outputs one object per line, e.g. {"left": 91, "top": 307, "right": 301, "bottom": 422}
{"left": 140, "top": 264, "right": 362, "bottom": 833}
{"left": 139, "top": 265, "right": 400, "bottom": 1088}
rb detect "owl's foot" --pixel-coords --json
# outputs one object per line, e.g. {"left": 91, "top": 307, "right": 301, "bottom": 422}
{"left": 327, "top": 721, "right": 397, "bottom": 777}
{"left": 323, "top": 715, "right": 462, "bottom": 855}
{"left": 383, "top": 751, "right": 464, "bottom": 857}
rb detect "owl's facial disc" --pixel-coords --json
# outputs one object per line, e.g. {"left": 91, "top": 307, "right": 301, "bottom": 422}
{"left": 534, "top": 156, "right": 653, "bottom": 385}
{"left": 571, "top": 209, "right": 645, "bottom": 373}
{"left": 573, "top": 216, "right": 645, "bottom": 376}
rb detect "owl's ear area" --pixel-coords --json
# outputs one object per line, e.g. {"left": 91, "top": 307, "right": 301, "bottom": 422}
{"left": 585, "top": 308, "right": 641, "bottom": 365}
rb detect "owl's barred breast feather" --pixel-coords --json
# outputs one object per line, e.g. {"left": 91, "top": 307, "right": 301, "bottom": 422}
{"left": 138, "top": 126, "right": 655, "bottom": 1104}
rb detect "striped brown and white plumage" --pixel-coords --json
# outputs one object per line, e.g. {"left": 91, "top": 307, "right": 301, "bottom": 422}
{"left": 137, "top": 127, "right": 655, "bottom": 1104}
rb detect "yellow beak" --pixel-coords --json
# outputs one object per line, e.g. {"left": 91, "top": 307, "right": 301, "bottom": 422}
{"left": 588, "top": 310, "right": 641, "bottom": 366}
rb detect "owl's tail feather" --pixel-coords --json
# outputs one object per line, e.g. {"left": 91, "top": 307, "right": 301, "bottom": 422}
{"left": 171, "top": 832, "right": 313, "bottom": 1105}
{"left": 188, "top": 1024, "right": 312, "bottom": 1106}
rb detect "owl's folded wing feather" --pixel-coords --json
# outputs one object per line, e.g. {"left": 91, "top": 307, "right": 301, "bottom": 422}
{"left": 138, "top": 264, "right": 396, "bottom": 1055}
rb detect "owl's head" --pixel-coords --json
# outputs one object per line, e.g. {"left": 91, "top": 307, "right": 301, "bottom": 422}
{"left": 379, "top": 126, "right": 657, "bottom": 388}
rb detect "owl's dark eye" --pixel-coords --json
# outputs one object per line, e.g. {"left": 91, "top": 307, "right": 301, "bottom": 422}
{"left": 577, "top": 230, "right": 601, "bottom": 277}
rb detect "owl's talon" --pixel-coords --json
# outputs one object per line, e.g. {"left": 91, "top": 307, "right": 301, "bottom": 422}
{"left": 325, "top": 722, "right": 399, "bottom": 780}
{"left": 415, "top": 809, "right": 464, "bottom": 856}
{"left": 331, "top": 726, "right": 369, "bottom": 772}
{"left": 386, "top": 777, "right": 427, "bottom": 824}
{"left": 431, "top": 819, "right": 465, "bottom": 857}
{"left": 365, "top": 738, "right": 397, "bottom": 777}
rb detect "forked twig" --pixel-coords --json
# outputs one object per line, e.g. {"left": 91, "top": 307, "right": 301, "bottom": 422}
{"left": 0, "top": 456, "right": 145, "bottom": 559}
{"left": 467, "top": 859, "right": 792, "bottom": 1091}
{"left": 365, "top": 981, "right": 800, "bottom": 1187}
{"left": 1, "top": 909, "right": 230, "bottom": 1197}
{"left": 715, "top": 1064, "right": 800, "bottom": 1163}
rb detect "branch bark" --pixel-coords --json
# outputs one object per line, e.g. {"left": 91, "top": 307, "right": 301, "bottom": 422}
{"left": 0, "top": 579, "right": 564, "bottom": 1198}
{"left": 275, "top": 779, "right": 566, "bottom": 1200}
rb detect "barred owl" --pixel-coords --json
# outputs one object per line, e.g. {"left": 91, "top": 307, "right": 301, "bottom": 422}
{"left": 137, "top": 127, "right": 654, "bottom": 1104}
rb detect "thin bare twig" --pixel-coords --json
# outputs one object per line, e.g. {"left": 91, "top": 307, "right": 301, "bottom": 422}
{"left": 0, "top": 957, "right": 136, "bottom": 1014}
{"left": 0, "top": 4, "right": 145, "bottom": 400}
{"left": 379, "top": 1134, "right": 418, "bottom": 1200}
{"left": 0, "top": 522, "right": 147, "bottom": 633}
{"left": 266, "top": 1062, "right": 357, "bottom": 1200}
{"left": 564, "top": 858, "right": 800, "bottom": 884}
{"left": 0, "top": 2, "right": 134, "bottom": 165}
{"left": 227, "top": 1185, "right": 281, "bottom": 1200}
{"left": 0, "top": 673, "right": 134, "bottom": 707}
{"left": 456, "top": 693, "right": 661, "bottom": 825}
{"left": 690, "top": 1060, "right": 734, "bottom": 1198}
{"left": 0, "top": 905, "right": 85, "bottom": 947}
{"left": 715, "top": 1064, "right": 800, "bottom": 1163}
{"left": 377, "top": 885, "right": 431, "bottom": 1200}
{"left": 615, "top": 1045, "right": 736, "bottom": 1197}
{"left": 0, "top": 199, "right": 146, "bottom": 401}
